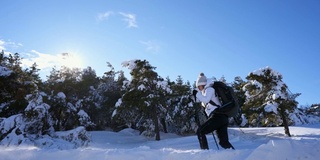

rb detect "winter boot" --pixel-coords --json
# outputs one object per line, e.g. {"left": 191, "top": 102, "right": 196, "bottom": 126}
{"left": 197, "top": 133, "right": 209, "bottom": 150}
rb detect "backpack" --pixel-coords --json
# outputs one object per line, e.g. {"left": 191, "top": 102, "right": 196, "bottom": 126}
{"left": 209, "top": 81, "right": 243, "bottom": 126}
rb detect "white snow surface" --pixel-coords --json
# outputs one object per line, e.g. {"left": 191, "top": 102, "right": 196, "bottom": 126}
{"left": 0, "top": 124, "right": 319, "bottom": 160}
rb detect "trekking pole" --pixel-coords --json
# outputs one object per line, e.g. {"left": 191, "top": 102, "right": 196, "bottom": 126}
{"left": 201, "top": 107, "right": 219, "bottom": 150}
{"left": 239, "top": 127, "right": 245, "bottom": 134}
{"left": 195, "top": 96, "right": 220, "bottom": 150}
{"left": 212, "top": 132, "right": 219, "bottom": 150}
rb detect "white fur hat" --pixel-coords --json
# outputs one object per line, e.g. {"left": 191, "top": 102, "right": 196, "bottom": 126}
{"left": 196, "top": 73, "right": 207, "bottom": 87}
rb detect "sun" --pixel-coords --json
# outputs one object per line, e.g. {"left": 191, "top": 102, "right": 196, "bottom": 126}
{"left": 59, "top": 52, "right": 84, "bottom": 69}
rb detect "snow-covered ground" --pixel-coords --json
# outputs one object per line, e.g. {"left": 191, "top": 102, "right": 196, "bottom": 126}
{"left": 0, "top": 124, "right": 320, "bottom": 160}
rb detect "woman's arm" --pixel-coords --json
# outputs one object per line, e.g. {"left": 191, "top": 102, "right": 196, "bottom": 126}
{"left": 195, "top": 87, "right": 214, "bottom": 104}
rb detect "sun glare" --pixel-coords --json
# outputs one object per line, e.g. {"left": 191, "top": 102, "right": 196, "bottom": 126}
{"left": 59, "top": 52, "right": 84, "bottom": 69}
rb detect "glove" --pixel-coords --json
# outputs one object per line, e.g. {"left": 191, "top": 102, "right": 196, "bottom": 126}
{"left": 192, "top": 89, "right": 198, "bottom": 97}
{"left": 192, "top": 89, "right": 198, "bottom": 102}
{"left": 213, "top": 107, "right": 220, "bottom": 113}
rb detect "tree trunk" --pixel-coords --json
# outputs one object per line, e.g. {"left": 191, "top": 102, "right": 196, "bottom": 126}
{"left": 279, "top": 105, "right": 291, "bottom": 137}
{"left": 152, "top": 105, "right": 160, "bottom": 141}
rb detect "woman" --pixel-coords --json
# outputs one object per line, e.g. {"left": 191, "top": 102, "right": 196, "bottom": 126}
{"left": 193, "top": 73, "right": 234, "bottom": 150}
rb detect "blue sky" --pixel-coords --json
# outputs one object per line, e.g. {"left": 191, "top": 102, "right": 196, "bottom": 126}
{"left": 0, "top": 0, "right": 319, "bottom": 106}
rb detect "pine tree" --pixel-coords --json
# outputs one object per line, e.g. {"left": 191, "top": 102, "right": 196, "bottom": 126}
{"left": 243, "top": 66, "right": 298, "bottom": 136}
{"left": 113, "top": 60, "right": 172, "bottom": 140}
{"left": 166, "top": 76, "right": 200, "bottom": 135}
{"left": 89, "top": 62, "right": 123, "bottom": 130}
{"left": 44, "top": 66, "right": 94, "bottom": 131}
{"left": 229, "top": 76, "right": 247, "bottom": 126}
{"left": 0, "top": 53, "right": 39, "bottom": 117}
{"left": 77, "top": 66, "right": 100, "bottom": 130}
{"left": 24, "top": 92, "right": 54, "bottom": 136}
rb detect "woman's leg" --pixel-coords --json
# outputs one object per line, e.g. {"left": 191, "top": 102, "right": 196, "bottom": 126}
{"left": 215, "top": 116, "right": 235, "bottom": 149}
{"left": 196, "top": 113, "right": 226, "bottom": 149}
{"left": 197, "top": 119, "right": 212, "bottom": 149}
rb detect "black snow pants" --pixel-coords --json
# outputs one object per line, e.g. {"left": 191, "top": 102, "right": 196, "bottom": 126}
{"left": 196, "top": 113, "right": 234, "bottom": 150}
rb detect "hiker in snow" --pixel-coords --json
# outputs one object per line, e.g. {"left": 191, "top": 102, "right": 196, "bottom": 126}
{"left": 193, "top": 73, "right": 234, "bottom": 150}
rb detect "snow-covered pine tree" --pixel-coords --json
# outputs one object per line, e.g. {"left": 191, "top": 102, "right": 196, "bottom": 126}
{"left": 112, "top": 59, "right": 172, "bottom": 140}
{"left": 24, "top": 92, "right": 54, "bottom": 136}
{"left": 45, "top": 66, "right": 94, "bottom": 131}
{"left": 306, "top": 104, "right": 320, "bottom": 116}
{"left": 76, "top": 66, "right": 100, "bottom": 130}
{"left": 0, "top": 52, "right": 40, "bottom": 117}
{"left": 228, "top": 76, "right": 248, "bottom": 126}
{"left": 165, "top": 76, "right": 201, "bottom": 135}
{"left": 243, "top": 66, "right": 299, "bottom": 136}
{"left": 91, "top": 62, "right": 123, "bottom": 130}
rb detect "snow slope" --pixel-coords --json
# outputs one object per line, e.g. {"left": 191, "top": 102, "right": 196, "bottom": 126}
{"left": 0, "top": 124, "right": 320, "bottom": 160}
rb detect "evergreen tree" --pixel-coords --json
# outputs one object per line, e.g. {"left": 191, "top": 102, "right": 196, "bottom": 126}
{"left": 166, "top": 76, "right": 200, "bottom": 135}
{"left": 112, "top": 60, "right": 172, "bottom": 140}
{"left": 306, "top": 104, "right": 320, "bottom": 116}
{"left": 229, "top": 76, "right": 247, "bottom": 126}
{"left": 232, "top": 76, "right": 247, "bottom": 107}
{"left": 24, "top": 92, "right": 54, "bottom": 136}
{"left": 243, "top": 66, "right": 298, "bottom": 136}
{"left": 44, "top": 66, "right": 94, "bottom": 131}
{"left": 0, "top": 52, "right": 39, "bottom": 117}
{"left": 77, "top": 66, "right": 100, "bottom": 130}
{"left": 89, "top": 62, "right": 123, "bottom": 130}
{"left": 219, "top": 75, "right": 227, "bottom": 83}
